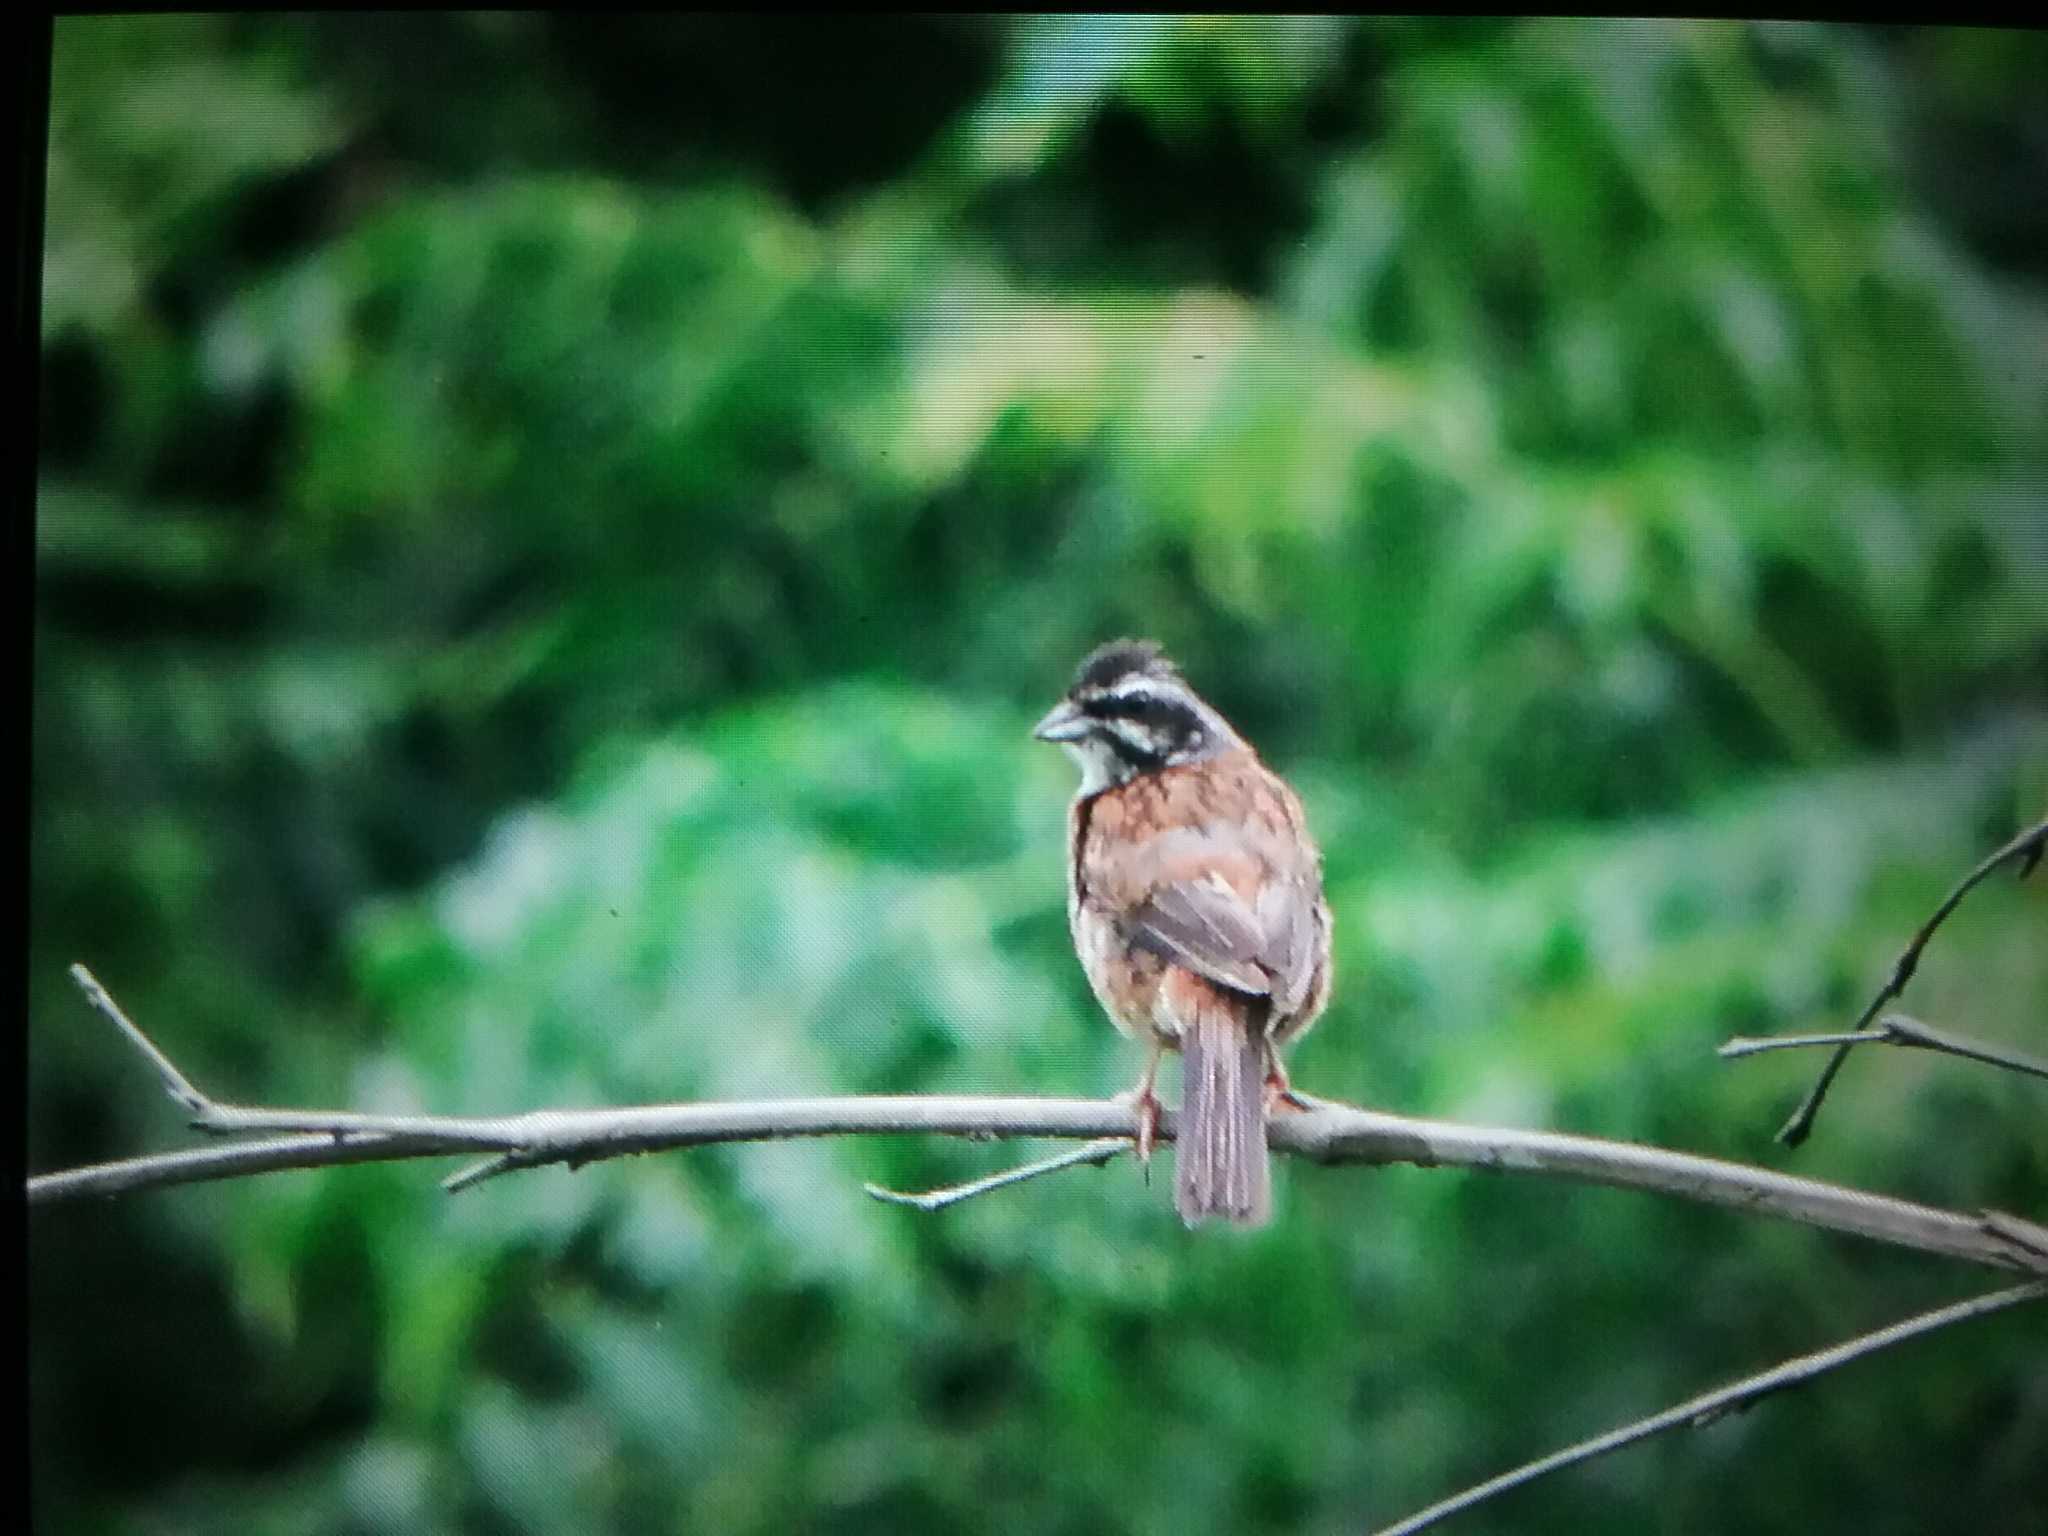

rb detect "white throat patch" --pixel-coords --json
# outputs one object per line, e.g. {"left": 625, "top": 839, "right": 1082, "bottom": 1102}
{"left": 1062, "top": 736, "right": 1126, "bottom": 797}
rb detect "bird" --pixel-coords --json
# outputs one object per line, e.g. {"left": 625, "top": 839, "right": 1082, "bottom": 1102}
{"left": 1034, "top": 639, "right": 1332, "bottom": 1227}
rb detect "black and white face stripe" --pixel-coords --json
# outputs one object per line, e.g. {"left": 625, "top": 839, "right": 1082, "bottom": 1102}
{"left": 1035, "top": 640, "right": 1243, "bottom": 794}
{"left": 1085, "top": 675, "right": 1189, "bottom": 720}
{"left": 1079, "top": 679, "right": 1204, "bottom": 765}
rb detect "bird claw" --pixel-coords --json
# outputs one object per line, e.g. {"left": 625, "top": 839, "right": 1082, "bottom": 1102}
{"left": 1115, "top": 1083, "right": 1164, "bottom": 1172}
{"left": 1263, "top": 1057, "right": 1316, "bottom": 1113}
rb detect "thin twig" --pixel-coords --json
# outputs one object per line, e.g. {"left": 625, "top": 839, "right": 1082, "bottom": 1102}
{"left": 28, "top": 1131, "right": 475, "bottom": 1202}
{"left": 67, "top": 963, "right": 213, "bottom": 1119}
{"left": 1723, "top": 1030, "right": 1892, "bottom": 1057}
{"left": 1722, "top": 1013, "right": 2048, "bottom": 1084}
{"left": 864, "top": 1137, "right": 1130, "bottom": 1211}
{"left": 1876, "top": 1013, "right": 2048, "bottom": 1081}
{"left": 1774, "top": 815, "right": 2047, "bottom": 1147}
{"left": 66, "top": 964, "right": 522, "bottom": 1146}
{"left": 443, "top": 1152, "right": 522, "bottom": 1194}
{"left": 1371, "top": 1279, "right": 2047, "bottom": 1536}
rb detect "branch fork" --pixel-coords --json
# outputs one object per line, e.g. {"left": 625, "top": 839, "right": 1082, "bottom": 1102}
{"left": 1730, "top": 816, "right": 2047, "bottom": 1146}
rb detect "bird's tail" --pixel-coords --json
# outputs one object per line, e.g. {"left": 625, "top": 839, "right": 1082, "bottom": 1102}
{"left": 1175, "top": 1004, "right": 1271, "bottom": 1228}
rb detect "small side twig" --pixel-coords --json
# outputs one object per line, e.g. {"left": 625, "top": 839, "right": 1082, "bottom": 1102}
{"left": 443, "top": 1152, "right": 522, "bottom": 1194}
{"left": 1372, "top": 1279, "right": 2048, "bottom": 1536}
{"left": 864, "top": 1137, "right": 1130, "bottom": 1211}
{"left": 1721, "top": 1013, "right": 2048, "bottom": 1084}
{"left": 63, "top": 964, "right": 557, "bottom": 1152}
{"left": 67, "top": 963, "right": 213, "bottom": 1120}
{"left": 1768, "top": 815, "right": 2046, "bottom": 1148}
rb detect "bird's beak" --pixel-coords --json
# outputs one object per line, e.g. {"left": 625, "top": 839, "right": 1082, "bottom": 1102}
{"left": 1032, "top": 699, "right": 1089, "bottom": 743}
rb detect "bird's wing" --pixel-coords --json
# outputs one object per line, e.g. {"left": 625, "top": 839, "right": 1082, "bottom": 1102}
{"left": 1256, "top": 876, "right": 1325, "bottom": 1017}
{"left": 1128, "top": 873, "right": 1272, "bottom": 998}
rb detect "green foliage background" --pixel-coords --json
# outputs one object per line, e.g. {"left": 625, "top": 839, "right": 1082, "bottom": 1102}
{"left": 30, "top": 17, "right": 2048, "bottom": 1534}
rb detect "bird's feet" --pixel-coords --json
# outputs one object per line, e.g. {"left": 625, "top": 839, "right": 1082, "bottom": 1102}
{"left": 1115, "top": 1081, "right": 1165, "bottom": 1176}
{"left": 1262, "top": 1056, "right": 1320, "bottom": 1113}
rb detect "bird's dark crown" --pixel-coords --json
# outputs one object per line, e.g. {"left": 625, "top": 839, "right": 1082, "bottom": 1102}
{"left": 1070, "top": 638, "right": 1181, "bottom": 697}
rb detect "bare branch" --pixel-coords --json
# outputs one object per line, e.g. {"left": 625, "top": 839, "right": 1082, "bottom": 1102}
{"left": 31, "top": 968, "right": 2048, "bottom": 1276}
{"left": 1372, "top": 1279, "right": 2048, "bottom": 1536}
{"left": 1282, "top": 1111, "right": 2048, "bottom": 1275}
{"left": 25, "top": 1102, "right": 2047, "bottom": 1274}
{"left": 1722, "top": 1012, "right": 2048, "bottom": 1083}
{"left": 27, "top": 1093, "right": 1149, "bottom": 1203}
{"left": 1774, "top": 815, "right": 2047, "bottom": 1147}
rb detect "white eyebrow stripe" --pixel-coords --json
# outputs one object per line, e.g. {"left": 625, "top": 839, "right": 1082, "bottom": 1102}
{"left": 1094, "top": 678, "right": 1184, "bottom": 708}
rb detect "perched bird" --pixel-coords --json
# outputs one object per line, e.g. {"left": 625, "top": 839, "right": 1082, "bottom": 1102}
{"left": 1034, "top": 640, "right": 1331, "bottom": 1226}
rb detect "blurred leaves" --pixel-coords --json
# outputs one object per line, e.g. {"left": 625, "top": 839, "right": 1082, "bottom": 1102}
{"left": 31, "top": 15, "right": 2048, "bottom": 1536}
{"left": 43, "top": 15, "right": 347, "bottom": 343}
